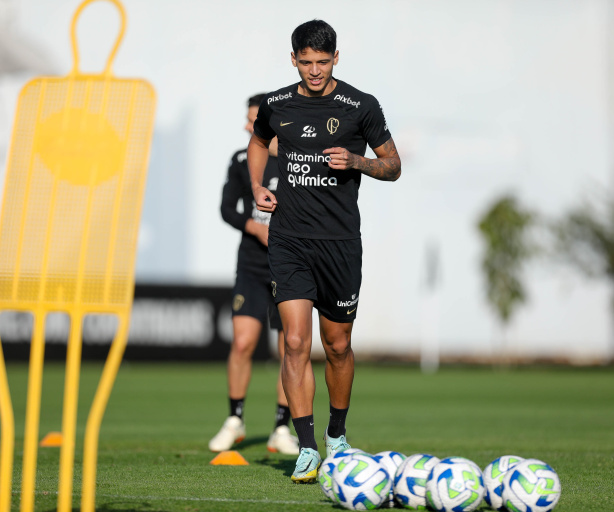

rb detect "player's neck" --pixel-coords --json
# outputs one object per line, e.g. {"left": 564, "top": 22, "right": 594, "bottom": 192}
{"left": 298, "top": 78, "right": 337, "bottom": 98}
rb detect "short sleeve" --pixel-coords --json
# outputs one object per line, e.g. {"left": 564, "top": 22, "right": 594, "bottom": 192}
{"left": 360, "top": 96, "right": 391, "bottom": 150}
{"left": 253, "top": 97, "right": 276, "bottom": 141}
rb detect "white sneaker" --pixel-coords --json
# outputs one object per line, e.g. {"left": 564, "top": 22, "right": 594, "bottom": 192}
{"left": 208, "top": 416, "right": 246, "bottom": 452}
{"left": 267, "top": 425, "right": 300, "bottom": 455}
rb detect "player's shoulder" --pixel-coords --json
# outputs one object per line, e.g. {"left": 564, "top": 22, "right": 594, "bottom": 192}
{"left": 332, "top": 79, "right": 380, "bottom": 111}
{"left": 230, "top": 147, "right": 248, "bottom": 166}
{"left": 263, "top": 84, "right": 297, "bottom": 110}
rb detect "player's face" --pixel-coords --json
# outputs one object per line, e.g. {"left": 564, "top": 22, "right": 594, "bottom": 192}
{"left": 291, "top": 47, "right": 339, "bottom": 97}
{"left": 245, "top": 106, "right": 259, "bottom": 134}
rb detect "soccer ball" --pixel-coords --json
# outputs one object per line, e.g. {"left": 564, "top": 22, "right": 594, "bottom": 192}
{"left": 425, "top": 457, "right": 485, "bottom": 512}
{"left": 393, "top": 453, "right": 440, "bottom": 510}
{"left": 483, "top": 455, "right": 525, "bottom": 510}
{"left": 332, "top": 452, "right": 392, "bottom": 510}
{"left": 319, "top": 449, "right": 368, "bottom": 501}
{"left": 501, "top": 458, "right": 561, "bottom": 512}
{"left": 372, "top": 451, "right": 407, "bottom": 508}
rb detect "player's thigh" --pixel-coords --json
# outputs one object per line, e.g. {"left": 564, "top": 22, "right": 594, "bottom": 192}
{"left": 277, "top": 299, "right": 314, "bottom": 354}
{"left": 319, "top": 314, "right": 353, "bottom": 355}
{"left": 312, "top": 238, "right": 362, "bottom": 323}
{"left": 268, "top": 232, "right": 317, "bottom": 304}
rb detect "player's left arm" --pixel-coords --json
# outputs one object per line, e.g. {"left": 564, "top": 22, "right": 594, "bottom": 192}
{"left": 324, "top": 138, "right": 401, "bottom": 181}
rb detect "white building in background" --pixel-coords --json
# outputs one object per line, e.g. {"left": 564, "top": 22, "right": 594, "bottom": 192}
{"left": 2, "top": 0, "right": 613, "bottom": 363}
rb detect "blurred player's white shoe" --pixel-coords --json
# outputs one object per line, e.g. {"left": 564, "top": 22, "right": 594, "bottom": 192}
{"left": 208, "top": 416, "right": 245, "bottom": 452}
{"left": 267, "top": 425, "right": 300, "bottom": 455}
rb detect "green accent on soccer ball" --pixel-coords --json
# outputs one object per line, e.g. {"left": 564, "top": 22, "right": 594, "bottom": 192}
{"left": 448, "top": 488, "right": 461, "bottom": 499}
{"left": 528, "top": 463, "right": 548, "bottom": 473}
{"left": 426, "top": 490, "right": 435, "bottom": 508}
{"left": 349, "top": 460, "right": 369, "bottom": 478}
{"left": 374, "top": 478, "right": 388, "bottom": 495}
{"left": 506, "top": 500, "right": 523, "bottom": 512}
{"left": 517, "top": 473, "right": 536, "bottom": 494}
{"left": 463, "top": 470, "right": 478, "bottom": 489}
{"left": 538, "top": 479, "right": 559, "bottom": 495}
{"left": 491, "top": 461, "right": 503, "bottom": 479}
{"left": 415, "top": 456, "right": 429, "bottom": 470}
{"left": 461, "top": 491, "right": 479, "bottom": 508}
{"left": 415, "top": 477, "right": 426, "bottom": 487}
{"left": 319, "top": 472, "right": 331, "bottom": 488}
{"left": 361, "top": 497, "right": 378, "bottom": 510}
{"left": 338, "top": 460, "right": 347, "bottom": 472}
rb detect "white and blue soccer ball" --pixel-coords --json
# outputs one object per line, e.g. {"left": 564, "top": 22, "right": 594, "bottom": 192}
{"left": 332, "top": 452, "right": 392, "bottom": 510}
{"left": 319, "top": 449, "right": 368, "bottom": 501}
{"left": 393, "top": 453, "right": 441, "bottom": 510}
{"left": 425, "top": 456, "right": 485, "bottom": 512}
{"left": 372, "top": 451, "right": 407, "bottom": 508}
{"left": 483, "top": 455, "right": 525, "bottom": 510}
{"left": 501, "top": 458, "right": 561, "bottom": 512}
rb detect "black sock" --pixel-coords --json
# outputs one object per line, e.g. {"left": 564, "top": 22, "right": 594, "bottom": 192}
{"left": 229, "top": 398, "right": 245, "bottom": 420}
{"left": 327, "top": 404, "right": 349, "bottom": 438}
{"left": 292, "top": 415, "right": 318, "bottom": 451}
{"left": 274, "top": 404, "right": 291, "bottom": 429}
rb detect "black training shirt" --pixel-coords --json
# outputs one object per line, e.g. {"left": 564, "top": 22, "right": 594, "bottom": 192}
{"left": 253, "top": 79, "right": 391, "bottom": 240}
{"left": 220, "top": 149, "right": 279, "bottom": 278}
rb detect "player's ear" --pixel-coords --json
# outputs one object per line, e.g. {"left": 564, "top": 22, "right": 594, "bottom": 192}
{"left": 291, "top": 52, "right": 297, "bottom": 67}
{"left": 333, "top": 50, "right": 339, "bottom": 66}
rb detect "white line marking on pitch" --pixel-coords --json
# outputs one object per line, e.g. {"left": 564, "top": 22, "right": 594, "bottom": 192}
{"left": 35, "top": 491, "right": 330, "bottom": 506}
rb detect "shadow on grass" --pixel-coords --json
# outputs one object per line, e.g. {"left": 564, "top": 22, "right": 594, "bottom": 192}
{"left": 235, "top": 435, "right": 269, "bottom": 450}
{"left": 254, "top": 457, "right": 295, "bottom": 478}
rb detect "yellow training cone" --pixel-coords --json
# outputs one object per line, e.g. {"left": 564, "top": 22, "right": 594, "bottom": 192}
{"left": 210, "top": 451, "right": 250, "bottom": 466}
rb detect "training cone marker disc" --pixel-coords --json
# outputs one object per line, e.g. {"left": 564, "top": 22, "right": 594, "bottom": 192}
{"left": 210, "top": 451, "right": 249, "bottom": 466}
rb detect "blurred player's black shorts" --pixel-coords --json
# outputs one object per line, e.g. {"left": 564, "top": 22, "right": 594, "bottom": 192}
{"left": 268, "top": 231, "right": 362, "bottom": 323}
{"left": 232, "top": 270, "right": 282, "bottom": 330}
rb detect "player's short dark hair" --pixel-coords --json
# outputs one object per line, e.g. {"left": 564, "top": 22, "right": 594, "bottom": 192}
{"left": 247, "top": 94, "right": 266, "bottom": 108}
{"left": 291, "top": 20, "right": 336, "bottom": 55}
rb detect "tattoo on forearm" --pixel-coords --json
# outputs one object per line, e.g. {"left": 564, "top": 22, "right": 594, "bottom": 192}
{"left": 354, "top": 139, "right": 401, "bottom": 181}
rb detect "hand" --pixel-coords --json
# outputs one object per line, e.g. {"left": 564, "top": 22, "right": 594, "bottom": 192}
{"left": 323, "top": 147, "right": 358, "bottom": 170}
{"left": 245, "top": 219, "right": 269, "bottom": 247}
{"left": 253, "top": 186, "right": 277, "bottom": 212}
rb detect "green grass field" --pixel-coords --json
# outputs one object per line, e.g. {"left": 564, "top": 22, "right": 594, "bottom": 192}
{"left": 2, "top": 361, "right": 613, "bottom": 511}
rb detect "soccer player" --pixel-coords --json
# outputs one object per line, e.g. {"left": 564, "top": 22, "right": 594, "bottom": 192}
{"left": 210, "top": 94, "right": 299, "bottom": 455}
{"left": 247, "top": 21, "right": 402, "bottom": 482}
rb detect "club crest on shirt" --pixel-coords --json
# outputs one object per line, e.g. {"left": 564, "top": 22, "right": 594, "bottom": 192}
{"left": 327, "top": 118, "right": 340, "bottom": 135}
{"left": 232, "top": 294, "right": 245, "bottom": 312}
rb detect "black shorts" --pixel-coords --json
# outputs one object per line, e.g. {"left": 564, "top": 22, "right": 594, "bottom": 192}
{"left": 232, "top": 269, "right": 282, "bottom": 331}
{"left": 268, "top": 231, "right": 362, "bottom": 323}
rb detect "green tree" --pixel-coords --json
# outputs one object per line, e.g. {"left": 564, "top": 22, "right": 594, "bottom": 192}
{"left": 553, "top": 199, "right": 614, "bottom": 279}
{"left": 478, "top": 195, "right": 535, "bottom": 326}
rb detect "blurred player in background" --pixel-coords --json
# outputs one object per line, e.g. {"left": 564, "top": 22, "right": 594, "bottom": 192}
{"left": 248, "top": 21, "right": 402, "bottom": 482}
{"left": 210, "top": 93, "right": 299, "bottom": 455}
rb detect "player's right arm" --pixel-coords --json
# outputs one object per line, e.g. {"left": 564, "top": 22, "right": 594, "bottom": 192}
{"left": 248, "top": 133, "right": 277, "bottom": 213}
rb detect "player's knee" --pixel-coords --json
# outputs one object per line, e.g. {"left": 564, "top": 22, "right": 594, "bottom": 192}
{"left": 231, "top": 335, "right": 258, "bottom": 358}
{"left": 324, "top": 336, "right": 352, "bottom": 360}
{"left": 284, "top": 332, "right": 310, "bottom": 357}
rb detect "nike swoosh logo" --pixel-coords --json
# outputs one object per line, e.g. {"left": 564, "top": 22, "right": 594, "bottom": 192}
{"left": 347, "top": 308, "right": 357, "bottom": 314}
{"left": 280, "top": 122, "right": 293, "bottom": 126}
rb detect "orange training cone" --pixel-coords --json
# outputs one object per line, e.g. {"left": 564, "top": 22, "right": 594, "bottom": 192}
{"left": 40, "top": 432, "right": 63, "bottom": 448}
{"left": 209, "top": 451, "right": 249, "bottom": 466}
